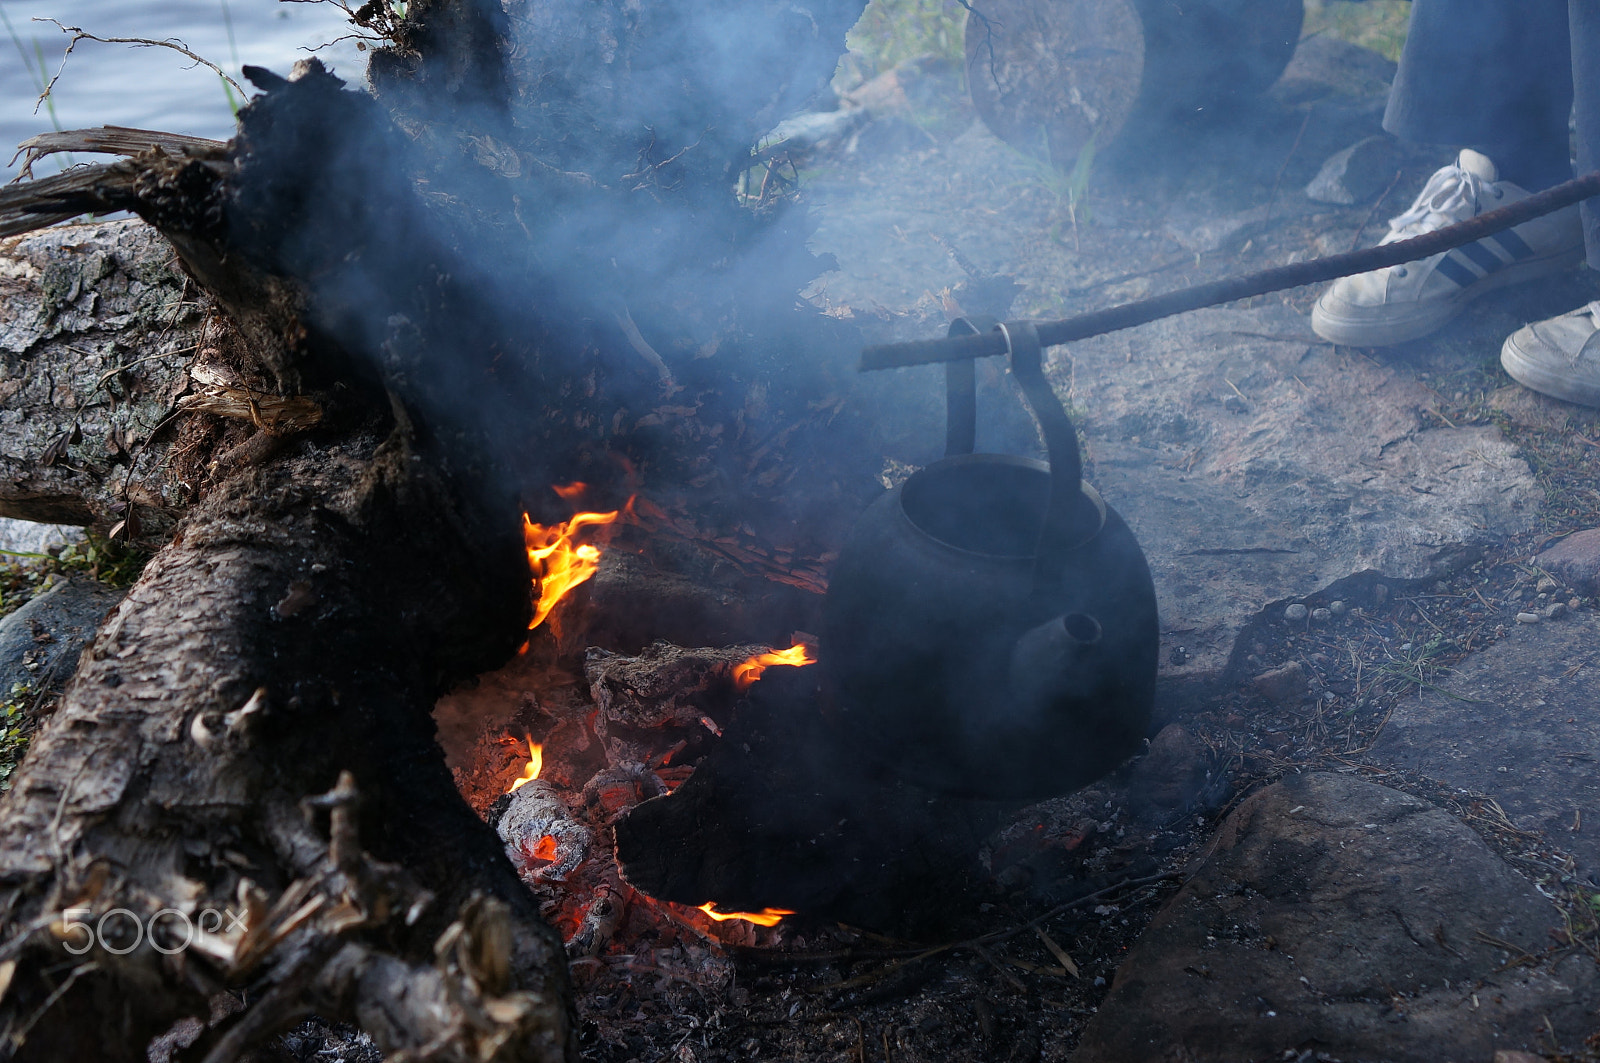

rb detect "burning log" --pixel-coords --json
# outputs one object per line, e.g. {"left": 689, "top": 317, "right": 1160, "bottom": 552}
{"left": 499, "top": 778, "right": 596, "bottom": 884}
{"left": 580, "top": 764, "right": 669, "bottom": 815}
{"left": 586, "top": 642, "right": 764, "bottom": 731}
{"left": 613, "top": 667, "right": 1012, "bottom": 936}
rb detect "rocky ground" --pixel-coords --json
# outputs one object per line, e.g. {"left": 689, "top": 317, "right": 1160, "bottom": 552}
{"left": 767, "top": 24, "right": 1600, "bottom": 1063}
{"left": 5, "top": 22, "right": 1600, "bottom": 1063}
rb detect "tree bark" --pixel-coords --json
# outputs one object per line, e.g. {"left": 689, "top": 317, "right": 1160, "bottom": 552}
{"left": 0, "top": 417, "right": 574, "bottom": 1062}
{"left": 0, "top": 222, "right": 202, "bottom": 537}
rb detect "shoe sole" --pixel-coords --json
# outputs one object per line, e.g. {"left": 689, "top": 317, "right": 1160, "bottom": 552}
{"left": 1501, "top": 330, "right": 1600, "bottom": 408}
{"left": 1311, "top": 247, "right": 1584, "bottom": 347}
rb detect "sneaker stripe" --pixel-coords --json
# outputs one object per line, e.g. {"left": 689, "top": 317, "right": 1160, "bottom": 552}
{"left": 1434, "top": 252, "right": 1480, "bottom": 288}
{"left": 1458, "top": 240, "right": 1505, "bottom": 274}
{"left": 1488, "top": 229, "right": 1537, "bottom": 260}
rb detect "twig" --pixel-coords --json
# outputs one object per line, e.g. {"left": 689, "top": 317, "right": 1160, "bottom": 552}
{"left": 1472, "top": 929, "right": 1541, "bottom": 970}
{"left": 94, "top": 344, "right": 199, "bottom": 395}
{"left": 1032, "top": 925, "right": 1080, "bottom": 978}
{"left": 1349, "top": 168, "right": 1406, "bottom": 252}
{"left": 800, "top": 871, "right": 1177, "bottom": 993}
{"left": 971, "top": 943, "right": 1027, "bottom": 993}
{"left": 1399, "top": 596, "right": 1447, "bottom": 635}
{"left": 34, "top": 19, "right": 246, "bottom": 105}
{"left": 1261, "top": 105, "right": 1314, "bottom": 231}
{"left": 930, "top": 233, "right": 991, "bottom": 282}
{"left": 613, "top": 305, "right": 675, "bottom": 389}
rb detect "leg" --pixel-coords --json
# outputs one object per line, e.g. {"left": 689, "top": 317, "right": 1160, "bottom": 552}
{"left": 1311, "top": 0, "right": 1586, "bottom": 348}
{"left": 1498, "top": 0, "right": 1600, "bottom": 407}
{"left": 1571, "top": 0, "right": 1600, "bottom": 265}
{"left": 1386, "top": 0, "right": 1573, "bottom": 190}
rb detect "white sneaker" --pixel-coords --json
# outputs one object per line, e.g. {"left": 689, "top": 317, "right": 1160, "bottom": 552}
{"left": 1501, "top": 301, "right": 1600, "bottom": 408}
{"left": 1312, "top": 150, "right": 1584, "bottom": 346}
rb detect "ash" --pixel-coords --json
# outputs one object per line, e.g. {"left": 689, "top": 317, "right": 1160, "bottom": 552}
{"left": 261, "top": 1016, "right": 382, "bottom": 1063}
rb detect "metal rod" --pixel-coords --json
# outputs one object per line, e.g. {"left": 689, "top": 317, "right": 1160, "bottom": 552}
{"left": 860, "top": 170, "right": 1600, "bottom": 371}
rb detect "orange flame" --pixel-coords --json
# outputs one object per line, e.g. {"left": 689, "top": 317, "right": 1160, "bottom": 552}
{"left": 551, "top": 481, "right": 589, "bottom": 501}
{"left": 509, "top": 736, "right": 543, "bottom": 792}
{"left": 696, "top": 903, "right": 796, "bottom": 927}
{"left": 732, "top": 643, "right": 817, "bottom": 690}
{"left": 523, "top": 486, "right": 622, "bottom": 632}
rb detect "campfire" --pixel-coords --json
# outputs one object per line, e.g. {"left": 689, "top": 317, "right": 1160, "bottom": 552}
{"left": 440, "top": 482, "right": 824, "bottom": 959}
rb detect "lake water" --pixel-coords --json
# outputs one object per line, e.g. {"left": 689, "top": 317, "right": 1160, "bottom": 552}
{"left": 1, "top": 0, "right": 368, "bottom": 178}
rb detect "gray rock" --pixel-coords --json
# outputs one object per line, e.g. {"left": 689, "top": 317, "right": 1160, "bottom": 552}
{"left": 1251, "top": 660, "right": 1306, "bottom": 703}
{"left": 1273, "top": 34, "right": 1397, "bottom": 104}
{"left": 1328, "top": 599, "right": 1347, "bottom": 616}
{"left": 1073, "top": 773, "right": 1597, "bottom": 1063}
{"left": 1515, "top": 611, "right": 1541, "bottom": 624}
{"left": 1126, "top": 724, "right": 1209, "bottom": 822}
{"left": 0, "top": 577, "right": 124, "bottom": 698}
{"left": 1282, "top": 603, "right": 1309, "bottom": 621}
{"left": 0, "top": 518, "right": 82, "bottom": 557}
{"left": 1535, "top": 527, "right": 1600, "bottom": 596}
{"left": 1064, "top": 306, "right": 1539, "bottom": 688}
{"left": 1544, "top": 601, "right": 1569, "bottom": 620}
{"left": 1367, "top": 612, "right": 1600, "bottom": 877}
{"left": 1306, "top": 135, "right": 1405, "bottom": 205}
{"left": 1310, "top": 607, "right": 1331, "bottom": 622}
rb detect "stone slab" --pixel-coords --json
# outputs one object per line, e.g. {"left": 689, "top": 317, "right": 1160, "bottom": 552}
{"left": 1073, "top": 773, "right": 1597, "bottom": 1063}
{"left": 1368, "top": 612, "right": 1600, "bottom": 879}
{"left": 1062, "top": 304, "right": 1540, "bottom": 686}
{"left": 0, "top": 577, "right": 125, "bottom": 697}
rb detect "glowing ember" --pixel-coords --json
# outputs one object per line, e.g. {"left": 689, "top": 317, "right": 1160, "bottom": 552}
{"left": 509, "top": 735, "right": 543, "bottom": 792}
{"left": 732, "top": 643, "right": 817, "bottom": 690}
{"left": 523, "top": 486, "right": 622, "bottom": 632}
{"left": 530, "top": 835, "right": 559, "bottom": 861}
{"left": 696, "top": 903, "right": 796, "bottom": 927}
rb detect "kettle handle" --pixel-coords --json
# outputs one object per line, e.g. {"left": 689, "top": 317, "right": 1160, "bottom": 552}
{"left": 997, "top": 320, "right": 1104, "bottom": 586}
{"left": 942, "top": 316, "right": 994, "bottom": 457}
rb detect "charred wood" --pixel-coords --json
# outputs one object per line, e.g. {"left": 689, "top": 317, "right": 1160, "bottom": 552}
{"left": 614, "top": 668, "right": 1012, "bottom": 937}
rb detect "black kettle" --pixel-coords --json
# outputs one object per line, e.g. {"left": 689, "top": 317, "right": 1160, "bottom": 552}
{"left": 822, "top": 319, "right": 1159, "bottom": 800}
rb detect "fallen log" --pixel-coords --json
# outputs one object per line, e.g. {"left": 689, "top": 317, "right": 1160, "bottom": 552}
{"left": 0, "top": 410, "right": 572, "bottom": 1061}
{"left": 0, "top": 0, "right": 873, "bottom": 1056}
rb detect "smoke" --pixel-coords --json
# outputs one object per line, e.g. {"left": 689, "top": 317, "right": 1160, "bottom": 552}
{"left": 225, "top": 0, "right": 881, "bottom": 522}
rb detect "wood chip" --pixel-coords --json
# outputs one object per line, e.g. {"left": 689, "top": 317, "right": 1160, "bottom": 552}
{"left": 1033, "top": 925, "right": 1081, "bottom": 978}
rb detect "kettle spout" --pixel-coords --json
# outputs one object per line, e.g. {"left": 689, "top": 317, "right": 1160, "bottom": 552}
{"left": 1008, "top": 612, "right": 1104, "bottom": 712}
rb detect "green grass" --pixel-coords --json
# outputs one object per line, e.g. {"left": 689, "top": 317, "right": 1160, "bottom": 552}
{"left": 846, "top": 0, "right": 1411, "bottom": 77}
{"left": 1302, "top": 0, "right": 1411, "bottom": 63}
{"left": 0, "top": 686, "right": 32, "bottom": 792}
{"left": 844, "top": 0, "right": 967, "bottom": 79}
